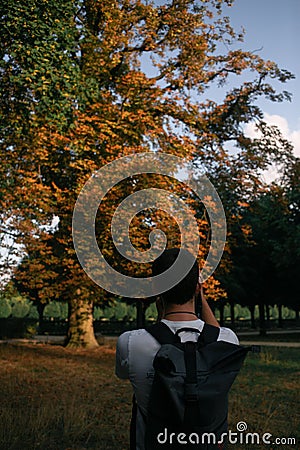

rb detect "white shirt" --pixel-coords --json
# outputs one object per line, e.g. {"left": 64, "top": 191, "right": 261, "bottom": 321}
{"left": 115, "top": 319, "right": 239, "bottom": 450}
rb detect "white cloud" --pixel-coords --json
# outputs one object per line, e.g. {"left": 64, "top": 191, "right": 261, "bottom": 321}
{"left": 264, "top": 113, "right": 300, "bottom": 158}
{"left": 244, "top": 113, "right": 300, "bottom": 183}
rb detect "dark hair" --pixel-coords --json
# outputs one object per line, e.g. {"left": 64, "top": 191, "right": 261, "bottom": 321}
{"left": 152, "top": 248, "right": 199, "bottom": 305}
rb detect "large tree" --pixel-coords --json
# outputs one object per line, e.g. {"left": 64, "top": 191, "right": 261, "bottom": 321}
{"left": 0, "top": 0, "right": 294, "bottom": 347}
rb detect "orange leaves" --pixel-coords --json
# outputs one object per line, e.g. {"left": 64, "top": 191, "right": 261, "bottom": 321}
{"left": 237, "top": 201, "right": 249, "bottom": 208}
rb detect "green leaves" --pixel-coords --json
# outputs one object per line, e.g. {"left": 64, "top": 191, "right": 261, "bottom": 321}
{"left": 0, "top": 0, "right": 80, "bottom": 129}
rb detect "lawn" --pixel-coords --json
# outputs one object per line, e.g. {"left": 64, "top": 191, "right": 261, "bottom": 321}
{"left": 0, "top": 339, "right": 299, "bottom": 450}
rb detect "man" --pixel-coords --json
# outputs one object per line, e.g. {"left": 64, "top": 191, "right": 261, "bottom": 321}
{"left": 115, "top": 248, "right": 239, "bottom": 449}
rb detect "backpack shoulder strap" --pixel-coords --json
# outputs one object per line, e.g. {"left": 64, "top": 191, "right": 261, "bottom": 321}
{"left": 146, "top": 321, "right": 180, "bottom": 345}
{"left": 198, "top": 323, "right": 220, "bottom": 346}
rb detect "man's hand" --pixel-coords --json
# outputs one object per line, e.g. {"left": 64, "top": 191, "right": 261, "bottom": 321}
{"left": 199, "top": 282, "right": 220, "bottom": 328}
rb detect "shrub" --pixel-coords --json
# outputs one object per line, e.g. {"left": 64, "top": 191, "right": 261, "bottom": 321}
{"left": 11, "top": 298, "right": 30, "bottom": 318}
{"left": 0, "top": 298, "right": 12, "bottom": 318}
{"left": 44, "top": 302, "right": 62, "bottom": 319}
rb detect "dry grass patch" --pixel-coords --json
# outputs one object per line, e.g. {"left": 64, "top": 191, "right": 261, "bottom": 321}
{"left": 0, "top": 340, "right": 131, "bottom": 450}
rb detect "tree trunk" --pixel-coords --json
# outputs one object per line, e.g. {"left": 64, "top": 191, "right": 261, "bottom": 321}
{"left": 230, "top": 302, "right": 235, "bottom": 327}
{"left": 249, "top": 305, "right": 256, "bottom": 329}
{"left": 259, "top": 302, "right": 266, "bottom": 336}
{"left": 219, "top": 303, "right": 225, "bottom": 327}
{"left": 37, "top": 302, "right": 46, "bottom": 334}
{"left": 278, "top": 303, "right": 283, "bottom": 328}
{"left": 266, "top": 304, "right": 270, "bottom": 328}
{"left": 136, "top": 300, "right": 145, "bottom": 329}
{"left": 66, "top": 297, "right": 98, "bottom": 349}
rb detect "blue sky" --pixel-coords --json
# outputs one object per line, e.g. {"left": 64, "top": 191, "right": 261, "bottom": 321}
{"left": 223, "top": 0, "right": 300, "bottom": 157}
{"left": 225, "top": 0, "right": 299, "bottom": 126}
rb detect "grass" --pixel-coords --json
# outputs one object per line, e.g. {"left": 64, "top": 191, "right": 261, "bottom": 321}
{"left": 0, "top": 339, "right": 132, "bottom": 450}
{"left": 228, "top": 347, "right": 299, "bottom": 449}
{"left": 0, "top": 340, "right": 299, "bottom": 450}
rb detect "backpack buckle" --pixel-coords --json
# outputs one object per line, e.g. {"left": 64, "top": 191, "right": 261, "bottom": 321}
{"left": 184, "top": 382, "right": 198, "bottom": 402}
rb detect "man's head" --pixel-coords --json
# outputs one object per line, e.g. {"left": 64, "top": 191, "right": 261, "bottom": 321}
{"left": 152, "top": 248, "right": 199, "bottom": 305}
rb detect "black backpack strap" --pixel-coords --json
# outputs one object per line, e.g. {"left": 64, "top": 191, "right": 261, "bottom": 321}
{"left": 146, "top": 321, "right": 181, "bottom": 345}
{"left": 183, "top": 341, "right": 199, "bottom": 426}
{"left": 174, "top": 327, "right": 201, "bottom": 337}
{"left": 198, "top": 323, "right": 220, "bottom": 346}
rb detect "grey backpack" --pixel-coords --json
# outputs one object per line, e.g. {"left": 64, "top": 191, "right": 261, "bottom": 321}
{"left": 141, "top": 322, "right": 252, "bottom": 450}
